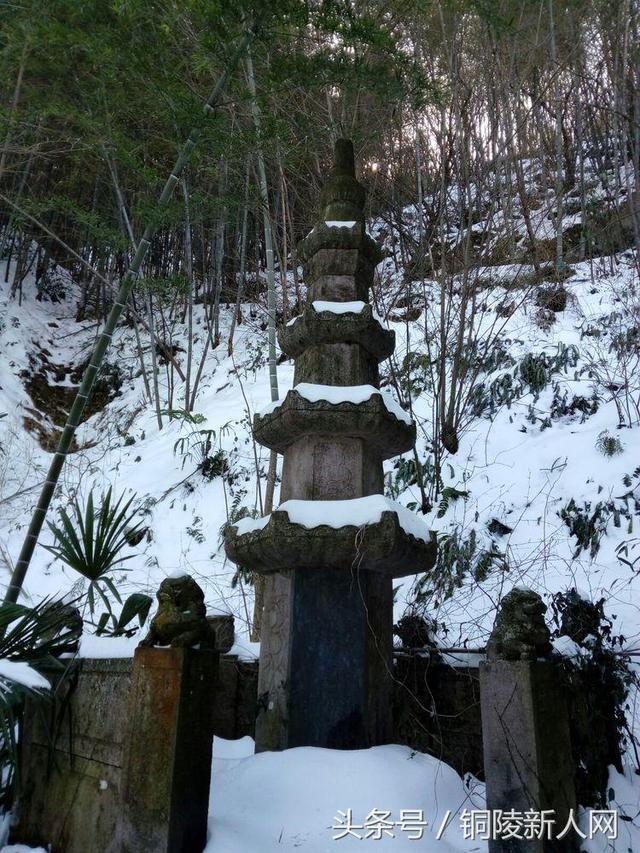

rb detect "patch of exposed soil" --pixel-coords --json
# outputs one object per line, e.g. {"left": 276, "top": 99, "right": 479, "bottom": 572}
{"left": 21, "top": 349, "right": 122, "bottom": 452}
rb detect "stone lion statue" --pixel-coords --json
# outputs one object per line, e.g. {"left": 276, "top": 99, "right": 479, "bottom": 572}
{"left": 487, "top": 587, "right": 552, "bottom": 661}
{"left": 140, "top": 575, "right": 215, "bottom": 649}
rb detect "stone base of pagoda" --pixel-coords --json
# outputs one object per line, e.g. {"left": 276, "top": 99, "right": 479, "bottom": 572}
{"left": 255, "top": 567, "right": 394, "bottom": 751}
{"left": 224, "top": 498, "right": 436, "bottom": 752}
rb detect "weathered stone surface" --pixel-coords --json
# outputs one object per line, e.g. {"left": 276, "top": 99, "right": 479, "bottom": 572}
{"left": 280, "top": 436, "right": 383, "bottom": 500}
{"left": 225, "top": 507, "right": 436, "bottom": 578}
{"left": 294, "top": 342, "right": 380, "bottom": 386}
{"left": 298, "top": 223, "right": 383, "bottom": 267}
{"left": 480, "top": 660, "right": 577, "bottom": 853}
{"left": 486, "top": 587, "right": 552, "bottom": 661}
{"left": 140, "top": 574, "right": 216, "bottom": 649}
{"left": 394, "top": 658, "right": 484, "bottom": 778}
{"left": 318, "top": 137, "right": 367, "bottom": 222}
{"left": 14, "top": 648, "right": 256, "bottom": 852}
{"left": 12, "top": 659, "right": 133, "bottom": 853}
{"left": 305, "top": 257, "right": 373, "bottom": 302}
{"left": 118, "top": 647, "right": 218, "bottom": 853}
{"left": 280, "top": 303, "right": 394, "bottom": 361}
{"left": 208, "top": 613, "right": 235, "bottom": 653}
{"left": 253, "top": 389, "right": 416, "bottom": 458}
{"left": 255, "top": 569, "right": 393, "bottom": 750}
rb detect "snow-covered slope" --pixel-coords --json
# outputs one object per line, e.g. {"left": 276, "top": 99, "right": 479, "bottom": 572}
{"left": 1, "top": 247, "right": 640, "bottom": 659}
{"left": 0, "top": 257, "right": 292, "bottom": 652}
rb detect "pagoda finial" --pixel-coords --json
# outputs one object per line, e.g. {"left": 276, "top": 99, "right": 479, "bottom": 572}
{"left": 333, "top": 138, "right": 356, "bottom": 177}
{"left": 320, "top": 138, "right": 366, "bottom": 221}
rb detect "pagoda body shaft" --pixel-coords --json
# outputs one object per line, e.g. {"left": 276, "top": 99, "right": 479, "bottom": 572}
{"left": 225, "top": 139, "right": 435, "bottom": 751}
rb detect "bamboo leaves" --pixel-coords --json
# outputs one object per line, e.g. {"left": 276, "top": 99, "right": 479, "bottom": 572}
{"left": 4, "top": 27, "right": 254, "bottom": 605}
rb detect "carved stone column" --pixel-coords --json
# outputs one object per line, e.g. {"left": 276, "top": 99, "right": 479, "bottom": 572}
{"left": 225, "top": 139, "right": 436, "bottom": 751}
{"left": 480, "top": 588, "right": 577, "bottom": 853}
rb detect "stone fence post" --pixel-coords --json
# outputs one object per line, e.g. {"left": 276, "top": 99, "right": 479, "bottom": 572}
{"left": 117, "top": 646, "right": 218, "bottom": 853}
{"left": 479, "top": 588, "right": 577, "bottom": 853}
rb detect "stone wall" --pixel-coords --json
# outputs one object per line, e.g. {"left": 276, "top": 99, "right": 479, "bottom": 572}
{"left": 13, "top": 658, "right": 133, "bottom": 853}
{"left": 393, "top": 655, "right": 484, "bottom": 779}
{"left": 13, "top": 650, "right": 485, "bottom": 849}
{"left": 210, "top": 655, "right": 259, "bottom": 741}
{"left": 12, "top": 653, "right": 257, "bottom": 851}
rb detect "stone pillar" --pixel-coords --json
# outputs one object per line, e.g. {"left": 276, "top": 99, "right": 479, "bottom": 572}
{"left": 480, "top": 588, "right": 577, "bottom": 853}
{"left": 118, "top": 647, "right": 217, "bottom": 853}
{"left": 225, "top": 139, "right": 436, "bottom": 751}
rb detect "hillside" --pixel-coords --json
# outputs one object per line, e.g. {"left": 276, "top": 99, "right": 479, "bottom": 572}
{"left": 2, "top": 196, "right": 640, "bottom": 658}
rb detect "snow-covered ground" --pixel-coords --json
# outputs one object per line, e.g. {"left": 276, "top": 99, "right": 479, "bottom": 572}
{"left": 207, "top": 738, "right": 486, "bottom": 852}
{"left": 5, "top": 738, "right": 638, "bottom": 853}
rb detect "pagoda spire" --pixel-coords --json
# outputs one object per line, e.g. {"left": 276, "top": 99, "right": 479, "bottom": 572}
{"left": 225, "top": 139, "right": 436, "bottom": 751}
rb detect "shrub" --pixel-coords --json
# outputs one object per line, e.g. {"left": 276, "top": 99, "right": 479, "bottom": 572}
{"left": 43, "top": 487, "right": 142, "bottom": 619}
{"left": 595, "top": 430, "right": 624, "bottom": 457}
{"left": 550, "top": 589, "right": 633, "bottom": 806}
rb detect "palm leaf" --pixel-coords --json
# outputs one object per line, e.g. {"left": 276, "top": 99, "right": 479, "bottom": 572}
{"left": 42, "top": 488, "right": 141, "bottom": 583}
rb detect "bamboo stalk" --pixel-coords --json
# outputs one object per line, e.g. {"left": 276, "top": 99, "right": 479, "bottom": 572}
{"left": 4, "top": 29, "right": 254, "bottom": 605}
{"left": 245, "top": 41, "right": 279, "bottom": 642}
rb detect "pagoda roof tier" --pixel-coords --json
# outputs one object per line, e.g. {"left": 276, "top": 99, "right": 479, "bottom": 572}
{"left": 225, "top": 496, "right": 437, "bottom": 579}
{"left": 298, "top": 220, "right": 384, "bottom": 265}
{"left": 279, "top": 301, "right": 394, "bottom": 361}
{"left": 253, "top": 385, "right": 415, "bottom": 458}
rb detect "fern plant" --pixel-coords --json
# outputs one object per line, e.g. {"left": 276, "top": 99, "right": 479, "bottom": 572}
{"left": 43, "top": 487, "right": 142, "bottom": 618}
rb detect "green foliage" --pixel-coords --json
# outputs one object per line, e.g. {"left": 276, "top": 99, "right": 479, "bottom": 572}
{"left": 137, "top": 274, "right": 191, "bottom": 300}
{"left": 43, "top": 487, "right": 142, "bottom": 618}
{"left": 469, "top": 342, "right": 580, "bottom": 416}
{"left": 219, "top": 495, "right": 258, "bottom": 588}
{"left": 0, "top": 598, "right": 82, "bottom": 810}
{"left": 550, "top": 385, "right": 598, "bottom": 422}
{"left": 44, "top": 487, "right": 140, "bottom": 580}
{"left": 595, "top": 430, "right": 624, "bottom": 457}
{"left": 550, "top": 588, "right": 634, "bottom": 806}
{"left": 173, "top": 424, "right": 229, "bottom": 481}
{"left": 412, "top": 527, "right": 506, "bottom": 606}
{"left": 96, "top": 592, "right": 153, "bottom": 637}
{"left": 398, "top": 351, "right": 433, "bottom": 397}
{"left": 186, "top": 516, "right": 205, "bottom": 544}
{"left": 468, "top": 371, "right": 516, "bottom": 416}
{"left": 0, "top": 599, "right": 80, "bottom": 663}
{"left": 386, "top": 456, "right": 435, "bottom": 504}
{"left": 436, "top": 486, "right": 470, "bottom": 518}
{"left": 559, "top": 497, "right": 625, "bottom": 558}
{"left": 519, "top": 343, "right": 579, "bottom": 398}
{"left": 161, "top": 409, "right": 206, "bottom": 424}
{"left": 519, "top": 352, "right": 550, "bottom": 396}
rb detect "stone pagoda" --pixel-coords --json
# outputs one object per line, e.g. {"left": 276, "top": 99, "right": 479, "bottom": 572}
{"left": 225, "top": 139, "right": 436, "bottom": 752}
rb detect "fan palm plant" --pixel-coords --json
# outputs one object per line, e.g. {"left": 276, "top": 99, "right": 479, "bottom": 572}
{"left": 43, "top": 487, "right": 142, "bottom": 620}
{"left": 0, "top": 597, "right": 82, "bottom": 811}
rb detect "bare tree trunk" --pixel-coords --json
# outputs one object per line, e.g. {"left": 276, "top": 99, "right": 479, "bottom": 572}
{"left": 228, "top": 161, "right": 250, "bottom": 356}
{"left": 549, "top": 0, "right": 565, "bottom": 278}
